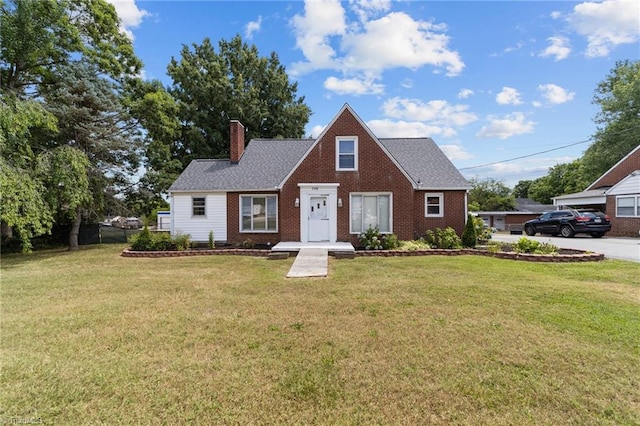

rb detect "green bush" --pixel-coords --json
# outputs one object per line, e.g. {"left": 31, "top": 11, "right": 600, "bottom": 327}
{"left": 173, "top": 233, "right": 191, "bottom": 251}
{"left": 129, "top": 229, "right": 191, "bottom": 251}
{"left": 398, "top": 239, "right": 430, "bottom": 251}
{"left": 424, "top": 227, "right": 461, "bottom": 249}
{"left": 461, "top": 214, "right": 477, "bottom": 248}
{"left": 130, "top": 226, "right": 153, "bottom": 251}
{"left": 358, "top": 226, "right": 399, "bottom": 250}
{"left": 242, "top": 239, "right": 255, "bottom": 249}
{"left": 208, "top": 230, "right": 215, "bottom": 249}
{"left": 513, "top": 237, "right": 558, "bottom": 254}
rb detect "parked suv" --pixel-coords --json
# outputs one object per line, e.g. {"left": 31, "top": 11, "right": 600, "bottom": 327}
{"left": 524, "top": 209, "right": 611, "bottom": 238}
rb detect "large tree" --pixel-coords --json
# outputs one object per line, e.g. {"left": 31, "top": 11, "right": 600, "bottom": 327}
{"left": 167, "top": 35, "right": 311, "bottom": 168}
{"left": 39, "top": 63, "right": 141, "bottom": 249}
{"left": 527, "top": 160, "right": 587, "bottom": 204}
{"left": 468, "top": 177, "right": 516, "bottom": 211}
{"left": 0, "top": 0, "right": 141, "bottom": 94}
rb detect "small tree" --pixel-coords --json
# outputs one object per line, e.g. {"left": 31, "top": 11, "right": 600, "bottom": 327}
{"left": 461, "top": 214, "right": 477, "bottom": 248}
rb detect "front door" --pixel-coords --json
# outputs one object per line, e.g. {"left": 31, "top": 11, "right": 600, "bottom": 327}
{"left": 308, "top": 196, "right": 330, "bottom": 242}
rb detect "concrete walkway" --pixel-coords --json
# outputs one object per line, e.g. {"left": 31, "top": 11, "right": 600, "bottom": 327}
{"left": 286, "top": 248, "right": 329, "bottom": 278}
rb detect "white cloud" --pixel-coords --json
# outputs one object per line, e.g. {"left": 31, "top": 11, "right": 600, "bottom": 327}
{"left": 539, "top": 36, "right": 571, "bottom": 61}
{"left": 291, "top": 2, "right": 464, "bottom": 79}
{"left": 382, "top": 97, "right": 478, "bottom": 127}
{"left": 367, "top": 119, "right": 458, "bottom": 138}
{"left": 309, "top": 124, "right": 326, "bottom": 138}
{"left": 550, "top": 11, "right": 562, "bottom": 19}
{"left": 349, "top": 0, "right": 392, "bottom": 22}
{"left": 323, "top": 76, "right": 384, "bottom": 95}
{"left": 496, "top": 87, "right": 523, "bottom": 105}
{"left": 476, "top": 112, "right": 535, "bottom": 139}
{"left": 537, "top": 83, "right": 575, "bottom": 104}
{"left": 106, "top": 0, "right": 149, "bottom": 40}
{"left": 439, "top": 144, "right": 473, "bottom": 160}
{"left": 291, "top": 0, "right": 347, "bottom": 74}
{"left": 567, "top": 0, "right": 640, "bottom": 57}
{"left": 457, "top": 88, "right": 474, "bottom": 99}
{"left": 245, "top": 16, "right": 262, "bottom": 39}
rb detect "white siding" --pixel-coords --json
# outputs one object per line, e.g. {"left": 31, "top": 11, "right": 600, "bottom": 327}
{"left": 607, "top": 173, "right": 640, "bottom": 196}
{"left": 171, "top": 193, "right": 227, "bottom": 241}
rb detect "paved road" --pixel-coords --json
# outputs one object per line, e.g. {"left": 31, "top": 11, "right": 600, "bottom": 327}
{"left": 491, "top": 233, "right": 640, "bottom": 263}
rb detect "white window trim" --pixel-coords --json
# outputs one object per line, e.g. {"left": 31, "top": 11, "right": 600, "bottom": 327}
{"left": 336, "top": 136, "right": 358, "bottom": 171}
{"left": 615, "top": 195, "right": 640, "bottom": 218}
{"left": 192, "top": 196, "right": 206, "bottom": 218}
{"left": 425, "top": 193, "right": 444, "bottom": 218}
{"left": 349, "top": 192, "right": 393, "bottom": 234}
{"left": 239, "top": 194, "right": 279, "bottom": 233}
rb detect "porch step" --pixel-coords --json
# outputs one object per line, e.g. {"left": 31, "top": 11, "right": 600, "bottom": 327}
{"left": 286, "top": 248, "right": 328, "bottom": 278}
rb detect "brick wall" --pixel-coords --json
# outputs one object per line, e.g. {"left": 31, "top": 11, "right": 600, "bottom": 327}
{"left": 606, "top": 196, "right": 640, "bottom": 237}
{"left": 589, "top": 146, "right": 640, "bottom": 189}
{"left": 227, "top": 192, "right": 281, "bottom": 245}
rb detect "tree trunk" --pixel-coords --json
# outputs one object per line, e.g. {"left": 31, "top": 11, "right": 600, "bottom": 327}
{"left": 69, "top": 207, "right": 82, "bottom": 251}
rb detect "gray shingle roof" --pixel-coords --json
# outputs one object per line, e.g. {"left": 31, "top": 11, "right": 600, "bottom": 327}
{"left": 169, "top": 138, "right": 315, "bottom": 191}
{"left": 169, "top": 136, "right": 469, "bottom": 192}
{"left": 379, "top": 138, "right": 470, "bottom": 189}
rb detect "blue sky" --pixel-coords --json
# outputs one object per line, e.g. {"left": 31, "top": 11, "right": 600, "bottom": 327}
{"left": 109, "top": 0, "right": 639, "bottom": 187}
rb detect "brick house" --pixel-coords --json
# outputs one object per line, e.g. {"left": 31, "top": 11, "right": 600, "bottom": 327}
{"left": 168, "top": 104, "right": 471, "bottom": 246}
{"left": 554, "top": 144, "right": 640, "bottom": 237}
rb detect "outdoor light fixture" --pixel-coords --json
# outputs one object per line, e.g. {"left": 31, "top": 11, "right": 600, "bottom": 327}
{"left": 294, "top": 198, "right": 300, "bottom": 208}
{"left": 337, "top": 198, "right": 343, "bottom": 207}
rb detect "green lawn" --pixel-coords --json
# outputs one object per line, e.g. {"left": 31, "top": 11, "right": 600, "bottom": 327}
{"left": 2, "top": 245, "right": 639, "bottom": 425}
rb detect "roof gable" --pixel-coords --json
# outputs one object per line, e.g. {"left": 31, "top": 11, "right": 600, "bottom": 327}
{"left": 587, "top": 144, "right": 640, "bottom": 190}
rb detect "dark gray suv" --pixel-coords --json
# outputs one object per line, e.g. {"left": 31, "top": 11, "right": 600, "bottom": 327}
{"left": 524, "top": 209, "right": 611, "bottom": 238}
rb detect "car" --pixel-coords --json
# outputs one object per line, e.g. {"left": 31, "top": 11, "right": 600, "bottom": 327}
{"left": 524, "top": 209, "right": 611, "bottom": 238}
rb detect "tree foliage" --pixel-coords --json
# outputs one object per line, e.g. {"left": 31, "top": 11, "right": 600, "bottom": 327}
{"left": 468, "top": 178, "right": 516, "bottom": 211}
{"left": 0, "top": 0, "right": 141, "bottom": 94}
{"left": 527, "top": 160, "right": 588, "bottom": 204}
{"left": 167, "top": 35, "right": 311, "bottom": 168}
{"left": 582, "top": 60, "right": 640, "bottom": 184}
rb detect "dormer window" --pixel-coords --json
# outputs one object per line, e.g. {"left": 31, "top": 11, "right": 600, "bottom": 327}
{"left": 336, "top": 137, "right": 358, "bottom": 171}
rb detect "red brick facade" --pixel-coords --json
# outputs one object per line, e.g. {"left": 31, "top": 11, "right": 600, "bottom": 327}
{"left": 226, "top": 108, "right": 467, "bottom": 245}
{"left": 589, "top": 146, "right": 640, "bottom": 189}
{"left": 606, "top": 196, "right": 640, "bottom": 237}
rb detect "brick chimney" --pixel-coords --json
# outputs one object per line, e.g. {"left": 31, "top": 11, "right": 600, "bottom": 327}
{"left": 230, "top": 120, "right": 245, "bottom": 163}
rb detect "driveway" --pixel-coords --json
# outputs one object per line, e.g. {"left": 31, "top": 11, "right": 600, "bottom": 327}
{"left": 491, "top": 233, "right": 640, "bottom": 262}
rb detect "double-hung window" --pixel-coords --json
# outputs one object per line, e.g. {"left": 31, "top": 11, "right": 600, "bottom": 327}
{"left": 616, "top": 196, "right": 640, "bottom": 217}
{"left": 241, "top": 195, "right": 278, "bottom": 232}
{"left": 192, "top": 197, "right": 206, "bottom": 216}
{"left": 425, "top": 193, "right": 444, "bottom": 217}
{"left": 336, "top": 137, "right": 358, "bottom": 171}
{"left": 350, "top": 193, "right": 391, "bottom": 233}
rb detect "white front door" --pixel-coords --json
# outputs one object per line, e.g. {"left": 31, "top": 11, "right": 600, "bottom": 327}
{"left": 308, "top": 196, "right": 330, "bottom": 242}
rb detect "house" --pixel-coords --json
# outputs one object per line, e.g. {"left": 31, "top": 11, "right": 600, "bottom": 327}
{"left": 168, "top": 104, "right": 471, "bottom": 247}
{"left": 553, "top": 144, "right": 640, "bottom": 237}
{"left": 476, "top": 198, "right": 554, "bottom": 232}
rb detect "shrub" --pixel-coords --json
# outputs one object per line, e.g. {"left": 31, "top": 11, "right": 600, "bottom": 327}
{"left": 513, "top": 237, "right": 558, "bottom": 254}
{"left": 424, "top": 227, "right": 461, "bottom": 249}
{"left": 486, "top": 241, "right": 502, "bottom": 253}
{"left": 208, "top": 230, "right": 215, "bottom": 249}
{"left": 398, "top": 239, "right": 430, "bottom": 251}
{"left": 359, "top": 226, "right": 398, "bottom": 250}
{"left": 173, "top": 233, "right": 191, "bottom": 251}
{"left": 151, "top": 232, "right": 172, "bottom": 251}
{"left": 242, "top": 239, "right": 255, "bottom": 249}
{"left": 461, "top": 214, "right": 477, "bottom": 248}
{"left": 129, "top": 226, "right": 153, "bottom": 251}
{"left": 474, "top": 217, "right": 492, "bottom": 241}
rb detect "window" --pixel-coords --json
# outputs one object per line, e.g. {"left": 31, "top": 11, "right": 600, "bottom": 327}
{"left": 336, "top": 137, "right": 358, "bottom": 171}
{"left": 616, "top": 196, "right": 640, "bottom": 217}
{"left": 241, "top": 195, "right": 278, "bottom": 232}
{"left": 425, "top": 193, "right": 444, "bottom": 217}
{"left": 192, "top": 197, "right": 205, "bottom": 216}
{"left": 350, "top": 193, "right": 391, "bottom": 233}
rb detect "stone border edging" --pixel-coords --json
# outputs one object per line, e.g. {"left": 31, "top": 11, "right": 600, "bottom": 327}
{"left": 355, "top": 248, "right": 604, "bottom": 262}
{"left": 122, "top": 247, "right": 604, "bottom": 262}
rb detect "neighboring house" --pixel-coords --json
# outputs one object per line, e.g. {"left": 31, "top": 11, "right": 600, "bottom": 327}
{"left": 554, "top": 144, "right": 640, "bottom": 237}
{"left": 168, "top": 104, "right": 471, "bottom": 246}
{"left": 475, "top": 198, "right": 554, "bottom": 231}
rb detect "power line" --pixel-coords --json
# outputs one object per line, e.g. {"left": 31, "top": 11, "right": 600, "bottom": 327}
{"left": 459, "top": 124, "right": 640, "bottom": 171}
{"left": 458, "top": 139, "right": 591, "bottom": 171}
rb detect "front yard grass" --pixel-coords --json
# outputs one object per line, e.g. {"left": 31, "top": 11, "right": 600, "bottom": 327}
{"left": 2, "top": 244, "right": 639, "bottom": 424}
